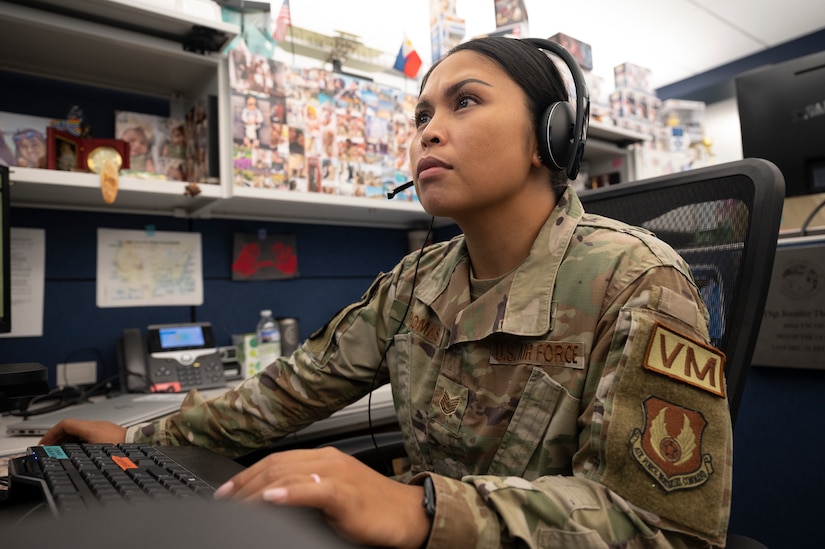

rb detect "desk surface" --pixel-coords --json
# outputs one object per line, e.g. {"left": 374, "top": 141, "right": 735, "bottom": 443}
{"left": 0, "top": 384, "right": 396, "bottom": 457}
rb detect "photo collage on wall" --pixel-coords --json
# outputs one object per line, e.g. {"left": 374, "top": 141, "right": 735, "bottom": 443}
{"left": 228, "top": 43, "right": 418, "bottom": 200}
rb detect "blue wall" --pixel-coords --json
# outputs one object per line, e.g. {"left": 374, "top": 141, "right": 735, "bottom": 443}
{"left": 729, "top": 366, "right": 823, "bottom": 548}
{"left": 0, "top": 206, "right": 422, "bottom": 386}
{"left": 1, "top": 206, "right": 820, "bottom": 547}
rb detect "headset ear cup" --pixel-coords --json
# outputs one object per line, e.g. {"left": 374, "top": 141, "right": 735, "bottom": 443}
{"left": 538, "top": 101, "right": 574, "bottom": 171}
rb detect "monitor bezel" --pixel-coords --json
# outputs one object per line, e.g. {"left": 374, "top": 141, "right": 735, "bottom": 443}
{"left": 736, "top": 49, "right": 825, "bottom": 198}
{"left": 0, "top": 165, "right": 10, "bottom": 334}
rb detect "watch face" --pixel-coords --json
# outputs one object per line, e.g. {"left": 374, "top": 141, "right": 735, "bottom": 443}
{"left": 87, "top": 146, "right": 123, "bottom": 173}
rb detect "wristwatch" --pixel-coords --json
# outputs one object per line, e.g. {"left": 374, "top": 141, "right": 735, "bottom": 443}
{"left": 422, "top": 476, "right": 436, "bottom": 519}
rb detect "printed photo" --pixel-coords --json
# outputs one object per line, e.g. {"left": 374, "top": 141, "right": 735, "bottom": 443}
{"left": 115, "top": 111, "right": 168, "bottom": 175}
{"left": 0, "top": 111, "right": 52, "bottom": 168}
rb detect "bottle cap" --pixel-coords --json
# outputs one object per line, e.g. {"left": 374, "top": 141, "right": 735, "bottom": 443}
{"left": 261, "top": 309, "right": 272, "bottom": 316}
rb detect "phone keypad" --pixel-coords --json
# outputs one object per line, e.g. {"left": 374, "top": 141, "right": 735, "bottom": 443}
{"left": 176, "top": 362, "right": 224, "bottom": 389}
{"left": 149, "top": 355, "right": 225, "bottom": 392}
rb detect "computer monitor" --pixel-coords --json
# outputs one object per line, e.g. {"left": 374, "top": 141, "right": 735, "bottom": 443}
{"left": 0, "top": 165, "right": 10, "bottom": 333}
{"left": 736, "top": 50, "right": 825, "bottom": 197}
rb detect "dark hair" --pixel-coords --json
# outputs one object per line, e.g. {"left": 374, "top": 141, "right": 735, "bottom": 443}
{"left": 420, "top": 36, "right": 571, "bottom": 190}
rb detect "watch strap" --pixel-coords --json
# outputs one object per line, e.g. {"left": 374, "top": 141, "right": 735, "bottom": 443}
{"left": 422, "top": 475, "right": 436, "bottom": 518}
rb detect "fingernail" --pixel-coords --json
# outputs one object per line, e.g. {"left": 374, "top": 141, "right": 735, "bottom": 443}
{"left": 263, "top": 487, "right": 288, "bottom": 503}
{"left": 213, "top": 480, "right": 234, "bottom": 499}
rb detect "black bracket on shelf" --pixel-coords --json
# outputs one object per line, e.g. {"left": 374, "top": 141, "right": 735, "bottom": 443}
{"left": 183, "top": 26, "right": 230, "bottom": 55}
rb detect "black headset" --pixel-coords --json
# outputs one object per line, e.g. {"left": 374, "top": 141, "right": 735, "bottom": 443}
{"left": 523, "top": 38, "right": 591, "bottom": 181}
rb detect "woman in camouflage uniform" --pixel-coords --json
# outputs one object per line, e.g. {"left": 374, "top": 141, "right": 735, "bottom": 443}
{"left": 43, "top": 37, "right": 732, "bottom": 549}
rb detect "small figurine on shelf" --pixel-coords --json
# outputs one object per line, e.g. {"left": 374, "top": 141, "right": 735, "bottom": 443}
{"left": 99, "top": 156, "right": 120, "bottom": 204}
{"left": 50, "top": 105, "right": 92, "bottom": 138}
{"left": 184, "top": 182, "right": 202, "bottom": 197}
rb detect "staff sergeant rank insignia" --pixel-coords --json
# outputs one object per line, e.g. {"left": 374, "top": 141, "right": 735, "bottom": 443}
{"left": 630, "top": 396, "right": 713, "bottom": 491}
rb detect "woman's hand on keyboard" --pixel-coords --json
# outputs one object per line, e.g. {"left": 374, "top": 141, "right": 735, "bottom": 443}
{"left": 213, "top": 446, "right": 430, "bottom": 549}
{"left": 39, "top": 419, "right": 127, "bottom": 445}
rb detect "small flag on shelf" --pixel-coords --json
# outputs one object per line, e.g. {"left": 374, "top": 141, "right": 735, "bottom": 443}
{"left": 272, "top": 0, "right": 291, "bottom": 41}
{"left": 393, "top": 38, "right": 422, "bottom": 78}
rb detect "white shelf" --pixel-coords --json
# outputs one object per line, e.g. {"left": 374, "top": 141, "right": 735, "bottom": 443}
{"left": 583, "top": 121, "right": 648, "bottom": 182}
{"left": 584, "top": 122, "right": 648, "bottom": 166}
{"left": 588, "top": 120, "right": 650, "bottom": 146}
{"left": 0, "top": 1, "right": 231, "bottom": 98}
{"left": 9, "top": 167, "right": 222, "bottom": 217}
{"left": 26, "top": 0, "right": 237, "bottom": 44}
{"left": 584, "top": 138, "right": 628, "bottom": 164}
{"left": 199, "top": 186, "right": 447, "bottom": 229}
{"left": 8, "top": 167, "right": 445, "bottom": 228}
{"left": 7, "top": 123, "right": 644, "bottom": 227}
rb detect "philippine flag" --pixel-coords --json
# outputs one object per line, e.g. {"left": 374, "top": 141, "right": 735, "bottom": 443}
{"left": 393, "top": 38, "right": 422, "bottom": 78}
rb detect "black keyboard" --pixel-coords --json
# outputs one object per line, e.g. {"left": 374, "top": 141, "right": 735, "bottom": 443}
{"left": 8, "top": 443, "right": 244, "bottom": 517}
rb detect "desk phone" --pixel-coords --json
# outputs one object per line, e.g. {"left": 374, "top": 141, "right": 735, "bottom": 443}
{"left": 118, "top": 323, "right": 225, "bottom": 393}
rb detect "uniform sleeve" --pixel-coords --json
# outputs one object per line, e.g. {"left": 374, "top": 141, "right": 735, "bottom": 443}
{"left": 127, "top": 270, "right": 400, "bottom": 458}
{"left": 418, "top": 265, "right": 732, "bottom": 548}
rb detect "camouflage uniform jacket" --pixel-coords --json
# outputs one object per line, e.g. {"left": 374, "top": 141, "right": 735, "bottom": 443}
{"left": 127, "top": 186, "right": 732, "bottom": 548}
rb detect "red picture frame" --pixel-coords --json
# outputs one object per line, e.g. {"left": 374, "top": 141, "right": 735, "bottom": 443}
{"left": 47, "top": 127, "right": 130, "bottom": 172}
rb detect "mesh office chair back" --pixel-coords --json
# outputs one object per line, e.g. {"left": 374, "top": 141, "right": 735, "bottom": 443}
{"left": 579, "top": 158, "right": 785, "bottom": 425}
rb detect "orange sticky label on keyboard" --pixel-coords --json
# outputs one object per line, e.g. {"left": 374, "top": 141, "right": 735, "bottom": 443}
{"left": 112, "top": 455, "right": 138, "bottom": 470}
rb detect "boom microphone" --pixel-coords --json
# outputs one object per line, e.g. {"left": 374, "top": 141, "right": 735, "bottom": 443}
{"left": 386, "top": 180, "right": 414, "bottom": 200}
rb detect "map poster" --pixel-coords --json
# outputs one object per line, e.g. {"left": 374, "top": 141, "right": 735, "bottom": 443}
{"left": 96, "top": 228, "right": 203, "bottom": 308}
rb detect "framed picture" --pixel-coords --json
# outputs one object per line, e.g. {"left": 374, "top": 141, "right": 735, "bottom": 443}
{"left": 47, "top": 128, "right": 130, "bottom": 172}
{"left": 47, "top": 128, "right": 81, "bottom": 171}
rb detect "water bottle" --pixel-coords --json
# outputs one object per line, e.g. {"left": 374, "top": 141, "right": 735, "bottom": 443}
{"left": 256, "top": 309, "right": 281, "bottom": 369}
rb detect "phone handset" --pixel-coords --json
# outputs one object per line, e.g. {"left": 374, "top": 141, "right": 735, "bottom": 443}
{"left": 117, "top": 327, "right": 150, "bottom": 392}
